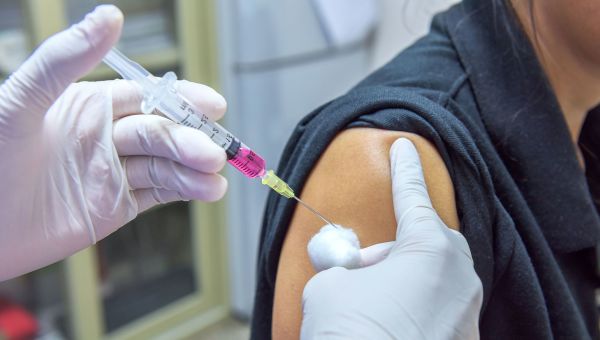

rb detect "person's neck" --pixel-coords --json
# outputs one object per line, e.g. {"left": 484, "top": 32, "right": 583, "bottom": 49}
{"left": 510, "top": 0, "right": 600, "bottom": 145}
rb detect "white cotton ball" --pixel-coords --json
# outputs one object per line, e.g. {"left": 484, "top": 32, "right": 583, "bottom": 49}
{"left": 307, "top": 224, "right": 361, "bottom": 272}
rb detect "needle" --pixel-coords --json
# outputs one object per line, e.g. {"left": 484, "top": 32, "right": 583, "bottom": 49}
{"left": 259, "top": 170, "right": 338, "bottom": 228}
{"left": 293, "top": 196, "right": 338, "bottom": 228}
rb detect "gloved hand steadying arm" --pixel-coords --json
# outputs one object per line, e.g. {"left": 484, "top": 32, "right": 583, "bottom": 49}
{"left": 301, "top": 138, "right": 483, "bottom": 339}
{"left": 0, "top": 5, "right": 228, "bottom": 281}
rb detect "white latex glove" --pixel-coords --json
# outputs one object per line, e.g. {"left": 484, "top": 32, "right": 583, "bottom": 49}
{"left": 301, "top": 138, "right": 483, "bottom": 339}
{"left": 0, "top": 5, "right": 228, "bottom": 281}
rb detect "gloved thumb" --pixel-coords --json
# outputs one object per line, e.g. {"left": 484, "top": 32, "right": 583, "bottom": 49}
{"left": 390, "top": 138, "right": 439, "bottom": 239}
{"left": 0, "top": 5, "right": 122, "bottom": 117}
{"left": 389, "top": 138, "right": 471, "bottom": 259}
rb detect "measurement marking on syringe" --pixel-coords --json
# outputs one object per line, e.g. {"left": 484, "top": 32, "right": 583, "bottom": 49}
{"left": 230, "top": 156, "right": 260, "bottom": 177}
{"left": 180, "top": 113, "right": 192, "bottom": 125}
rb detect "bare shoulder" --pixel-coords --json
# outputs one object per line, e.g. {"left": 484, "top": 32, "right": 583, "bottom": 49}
{"left": 271, "top": 128, "right": 459, "bottom": 339}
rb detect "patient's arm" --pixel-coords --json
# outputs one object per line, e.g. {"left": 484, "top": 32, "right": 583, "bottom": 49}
{"left": 271, "top": 128, "right": 459, "bottom": 339}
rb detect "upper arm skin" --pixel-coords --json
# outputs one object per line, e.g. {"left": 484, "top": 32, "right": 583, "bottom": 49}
{"left": 271, "top": 128, "right": 459, "bottom": 339}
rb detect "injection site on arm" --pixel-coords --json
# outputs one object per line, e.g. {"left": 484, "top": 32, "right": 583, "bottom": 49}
{"left": 272, "top": 128, "right": 460, "bottom": 339}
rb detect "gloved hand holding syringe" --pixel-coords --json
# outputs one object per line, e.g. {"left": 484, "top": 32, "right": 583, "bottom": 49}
{"left": 103, "top": 48, "right": 334, "bottom": 226}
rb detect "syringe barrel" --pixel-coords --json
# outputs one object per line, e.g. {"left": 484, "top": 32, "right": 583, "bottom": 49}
{"left": 150, "top": 74, "right": 266, "bottom": 178}
{"left": 104, "top": 50, "right": 268, "bottom": 179}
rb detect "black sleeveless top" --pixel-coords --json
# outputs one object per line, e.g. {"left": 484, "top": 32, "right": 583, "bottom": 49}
{"left": 251, "top": 0, "right": 600, "bottom": 338}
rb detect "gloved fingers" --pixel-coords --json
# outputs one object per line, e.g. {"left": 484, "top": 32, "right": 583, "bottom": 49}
{"left": 132, "top": 188, "right": 185, "bottom": 213}
{"left": 0, "top": 5, "right": 122, "bottom": 117}
{"left": 176, "top": 80, "right": 227, "bottom": 122}
{"left": 122, "top": 156, "right": 228, "bottom": 201}
{"left": 109, "top": 80, "right": 143, "bottom": 119}
{"left": 390, "top": 138, "right": 438, "bottom": 238}
{"left": 113, "top": 113, "right": 226, "bottom": 173}
{"left": 359, "top": 242, "right": 394, "bottom": 267}
{"left": 110, "top": 79, "right": 227, "bottom": 122}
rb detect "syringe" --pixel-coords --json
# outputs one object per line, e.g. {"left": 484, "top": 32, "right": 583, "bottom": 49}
{"left": 102, "top": 48, "right": 335, "bottom": 227}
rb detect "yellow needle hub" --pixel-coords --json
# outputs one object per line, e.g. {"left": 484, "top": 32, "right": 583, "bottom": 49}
{"left": 261, "top": 170, "right": 295, "bottom": 198}
{"left": 261, "top": 170, "right": 337, "bottom": 227}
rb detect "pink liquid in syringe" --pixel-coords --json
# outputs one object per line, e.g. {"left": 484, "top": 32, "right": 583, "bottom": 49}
{"left": 228, "top": 146, "right": 266, "bottom": 178}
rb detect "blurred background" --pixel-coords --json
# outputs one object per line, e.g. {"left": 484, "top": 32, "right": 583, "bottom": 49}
{"left": 0, "top": 0, "right": 457, "bottom": 339}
